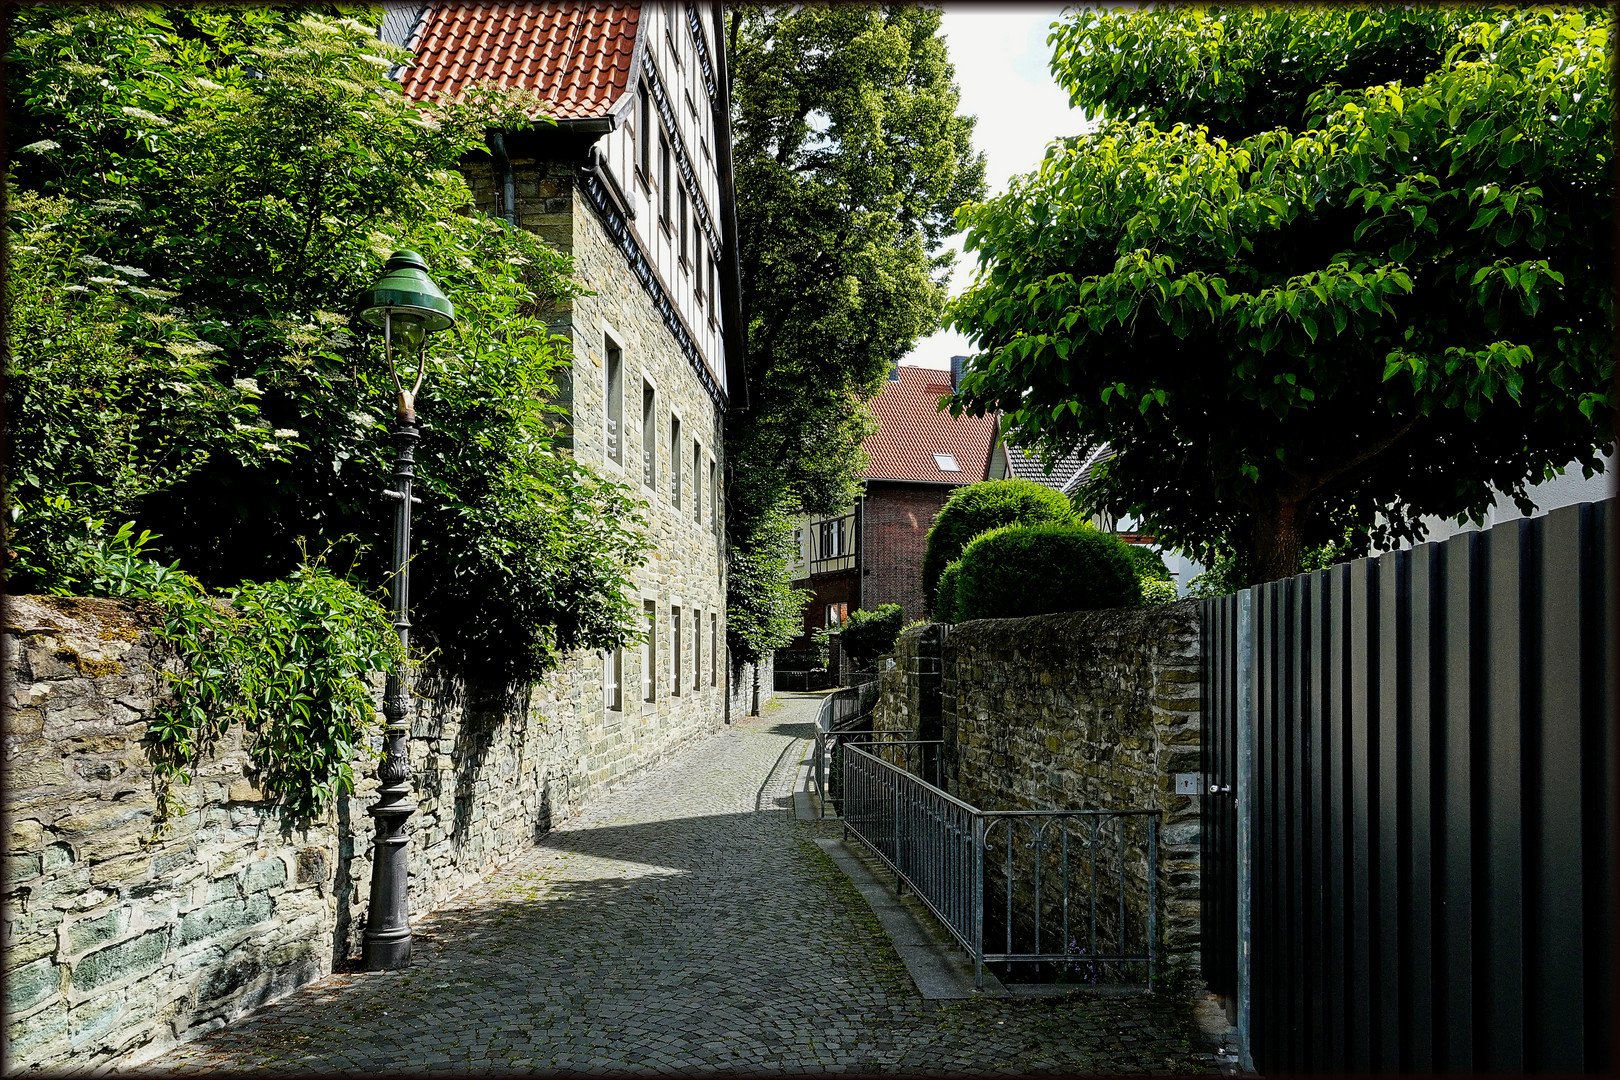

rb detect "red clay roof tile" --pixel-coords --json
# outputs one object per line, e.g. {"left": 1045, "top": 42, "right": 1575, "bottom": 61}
{"left": 863, "top": 366, "right": 998, "bottom": 484}
{"left": 399, "top": 2, "right": 641, "bottom": 121}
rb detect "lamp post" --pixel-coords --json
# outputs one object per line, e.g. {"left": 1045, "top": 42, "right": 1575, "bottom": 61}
{"left": 352, "top": 250, "right": 455, "bottom": 971}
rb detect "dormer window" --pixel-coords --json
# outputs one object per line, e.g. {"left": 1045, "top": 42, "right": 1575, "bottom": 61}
{"left": 933, "top": 453, "right": 960, "bottom": 472}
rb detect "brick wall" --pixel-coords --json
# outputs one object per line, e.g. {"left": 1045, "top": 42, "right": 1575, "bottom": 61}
{"left": 861, "top": 482, "right": 952, "bottom": 623}
{"left": 870, "top": 604, "right": 1203, "bottom": 979}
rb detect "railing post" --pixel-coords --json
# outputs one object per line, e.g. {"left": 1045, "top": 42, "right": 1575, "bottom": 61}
{"left": 894, "top": 778, "right": 906, "bottom": 896}
{"left": 1147, "top": 814, "right": 1159, "bottom": 987}
{"left": 973, "top": 813, "right": 985, "bottom": 991}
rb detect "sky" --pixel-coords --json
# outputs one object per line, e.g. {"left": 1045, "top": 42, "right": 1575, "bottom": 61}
{"left": 901, "top": 5, "right": 1095, "bottom": 370}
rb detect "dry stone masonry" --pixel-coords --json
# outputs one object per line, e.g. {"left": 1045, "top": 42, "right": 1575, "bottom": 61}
{"left": 871, "top": 603, "right": 1203, "bottom": 981}
{"left": 1, "top": 593, "right": 732, "bottom": 1072}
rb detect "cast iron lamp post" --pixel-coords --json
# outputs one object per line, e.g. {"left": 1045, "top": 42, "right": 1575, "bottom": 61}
{"left": 352, "top": 250, "right": 455, "bottom": 971}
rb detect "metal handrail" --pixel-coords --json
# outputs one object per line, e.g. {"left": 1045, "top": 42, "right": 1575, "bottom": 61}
{"left": 811, "top": 681, "right": 883, "bottom": 816}
{"left": 841, "top": 743, "right": 1161, "bottom": 990}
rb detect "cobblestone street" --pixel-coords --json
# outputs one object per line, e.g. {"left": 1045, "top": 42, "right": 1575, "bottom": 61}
{"left": 140, "top": 694, "right": 1218, "bottom": 1075}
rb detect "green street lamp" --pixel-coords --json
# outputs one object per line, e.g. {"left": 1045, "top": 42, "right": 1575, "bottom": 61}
{"left": 352, "top": 250, "right": 455, "bottom": 972}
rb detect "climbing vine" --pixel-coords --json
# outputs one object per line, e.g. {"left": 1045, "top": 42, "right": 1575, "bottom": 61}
{"left": 145, "top": 548, "right": 404, "bottom": 828}
{"left": 25, "top": 513, "right": 403, "bottom": 830}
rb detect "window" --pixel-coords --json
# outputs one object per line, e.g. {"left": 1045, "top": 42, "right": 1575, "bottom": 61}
{"left": 710, "top": 612, "right": 718, "bottom": 686}
{"left": 659, "top": 138, "right": 671, "bottom": 224}
{"left": 685, "top": 88, "right": 698, "bottom": 120}
{"left": 671, "top": 416, "right": 682, "bottom": 507}
{"left": 642, "top": 601, "right": 656, "bottom": 702}
{"left": 708, "top": 254, "right": 717, "bottom": 323}
{"left": 826, "top": 602, "right": 848, "bottom": 627}
{"left": 693, "top": 442, "right": 702, "bottom": 522}
{"left": 605, "top": 647, "right": 623, "bottom": 711}
{"left": 709, "top": 460, "right": 718, "bottom": 534}
{"left": 677, "top": 186, "right": 688, "bottom": 267}
{"left": 793, "top": 526, "right": 804, "bottom": 557}
{"left": 933, "top": 453, "right": 961, "bottom": 472}
{"left": 817, "top": 517, "right": 845, "bottom": 559}
{"left": 605, "top": 338, "right": 623, "bottom": 465}
{"left": 637, "top": 82, "right": 651, "bottom": 181}
{"left": 671, "top": 606, "right": 682, "bottom": 696}
{"left": 642, "top": 382, "right": 656, "bottom": 488}
{"left": 693, "top": 608, "right": 701, "bottom": 692}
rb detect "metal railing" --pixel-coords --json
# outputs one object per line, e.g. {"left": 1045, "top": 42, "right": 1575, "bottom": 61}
{"left": 811, "top": 680, "right": 929, "bottom": 818}
{"left": 814, "top": 679, "right": 879, "bottom": 732}
{"left": 841, "top": 743, "right": 1161, "bottom": 989}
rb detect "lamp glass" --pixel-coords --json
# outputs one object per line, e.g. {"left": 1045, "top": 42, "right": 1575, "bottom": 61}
{"left": 384, "top": 310, "right": 427, "bottom": 356}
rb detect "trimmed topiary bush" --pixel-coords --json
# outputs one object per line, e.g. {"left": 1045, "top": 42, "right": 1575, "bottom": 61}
{"left": 839, "top": 604, "right": 907, "bottom": 670}
{"left": 933, "top": 559, "right": 963, "bottom": 623}
{"left": 954, "top": 524, "right": 1141, "bottom": 621}
{"left": 921, "top": 479, "right": 1076, "bottom": 615}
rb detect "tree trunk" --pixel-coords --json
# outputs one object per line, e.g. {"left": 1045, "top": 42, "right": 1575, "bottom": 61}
{"left": 1249, "top": 500, "right": 1307, "bottom": 585}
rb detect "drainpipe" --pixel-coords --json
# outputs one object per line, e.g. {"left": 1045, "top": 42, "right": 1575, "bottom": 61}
{"left": 487, "top": 130, "right": 516, "bottom": 226}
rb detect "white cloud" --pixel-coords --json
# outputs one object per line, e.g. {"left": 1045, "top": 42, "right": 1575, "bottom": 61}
{"left": 903, "top": 5, "right": 1092, "bottom": 370}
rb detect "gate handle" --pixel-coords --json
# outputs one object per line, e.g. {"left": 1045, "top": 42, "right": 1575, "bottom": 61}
{"left": 1209, "top": 783, "right": 1231, "bottom": 794}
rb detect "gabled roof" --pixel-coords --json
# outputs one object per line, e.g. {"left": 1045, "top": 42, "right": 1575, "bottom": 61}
{"left": 1003, "top": 444, "right": 1091, "bottom": 491}
{"left": 398, "top": 2, "right": 641, "bottom": 121}
{"left": 1067, "top": 444, "right": 1117, "bottom": 494}
{"left": 863, "top": 366, "right": 998, "bottom": 484}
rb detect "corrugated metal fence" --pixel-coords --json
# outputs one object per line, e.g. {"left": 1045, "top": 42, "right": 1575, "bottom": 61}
{"left": 1202, "top": 498, "right": 1617, "bottom": 1072}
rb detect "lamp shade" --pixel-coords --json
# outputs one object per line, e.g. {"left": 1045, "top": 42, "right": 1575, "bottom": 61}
{"left": 353, "top": 250, "right": 456, "bottom": 336}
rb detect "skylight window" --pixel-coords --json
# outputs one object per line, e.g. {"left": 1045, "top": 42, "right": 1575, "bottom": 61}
{"left": 933, "top": 453, "right": 960, "bottom": 472}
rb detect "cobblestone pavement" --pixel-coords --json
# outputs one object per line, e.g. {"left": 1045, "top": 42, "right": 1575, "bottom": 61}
{"left": 141, "top": 695, "right": 1218, "bottom": 1075}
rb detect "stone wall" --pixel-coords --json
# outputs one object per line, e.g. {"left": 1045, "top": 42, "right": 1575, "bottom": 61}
{"left": 871, "top": 604, "right": 1203, "bottom": 979}
{"left": 3, "top": 583, "right": 728, "bottom": 1070}
{"left": 727, "top": 655, "right": 774, "bottom": 720}
{"left": 872, "top": 623, "right": 944, "bottom": 742}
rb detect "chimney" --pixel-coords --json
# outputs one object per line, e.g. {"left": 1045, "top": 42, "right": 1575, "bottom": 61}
{"left": 949, "top": 354, "right": 968, "bottom": 390}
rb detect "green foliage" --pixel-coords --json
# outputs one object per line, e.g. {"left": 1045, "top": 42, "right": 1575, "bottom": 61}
{"left": 933, "top": 559, "right": 963, "bottom": 624}
{"left": 954, "top": 525, "right": 1141, "bottom": 622}
{"left": 1127, "top": 545, "right": 1172, "bottom": 582}
{"left": 1185, "top": 551, "right": 1250, "bottom": 600}
{"left": 147, "top": 549, "right": 403, "bottom": 827}
{"left": 838, "top": 604, "right": 907, "bottom": 670}
{"left": 725, "top": 5, "right": 985, "bottom": 656}
{"left": 13, "top": 499, "right": 199, "bottom": 603}
{"left": 948, "top": 6, "right": 1613, "bottom": 584}
{"left": 921, "top": 479, "right": 1078, "bottom": 614}
{"left": 7, "top": 6, "right": 647, "bottom": 686}
{"left": 5, "top": 190, "right": 283, "bottom": 586}
{"left": 811, "top": 623, "right": 837, "bottom": 671}
{"left": 27, "top": 512, "right": 401, "bottom": 828}
{"left": 1140, "top": 578, "right": 1179, "bottom": 605}
{"left": 725, "top": 508, "right": 810, "bottom": 668}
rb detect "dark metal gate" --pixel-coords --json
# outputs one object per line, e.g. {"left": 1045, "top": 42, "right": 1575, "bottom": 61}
{"left": 1202, "top": 498, "right": 1617, "bottom": 1072}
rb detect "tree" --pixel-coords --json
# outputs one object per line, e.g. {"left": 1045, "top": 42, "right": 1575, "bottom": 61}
{"left": 6, "top": 6, "right": 648, "bottom": 686}
{"left": 724, "top": 5, "right": 985, "bottom": 658}
{"left": 947, "top": 6, "right": 1612, "bottom": 583}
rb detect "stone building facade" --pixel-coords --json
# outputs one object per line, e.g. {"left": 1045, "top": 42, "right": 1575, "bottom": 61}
{"left": 395, "top": 0, "right": 759, "bottom": 738}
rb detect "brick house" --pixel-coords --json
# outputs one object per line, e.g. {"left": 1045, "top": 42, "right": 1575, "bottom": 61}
{"left": 389, "top": 1, "right": 756, "bottom": 754}
{"left": 786, "top": 363, "right": 997, "bottom": 648}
